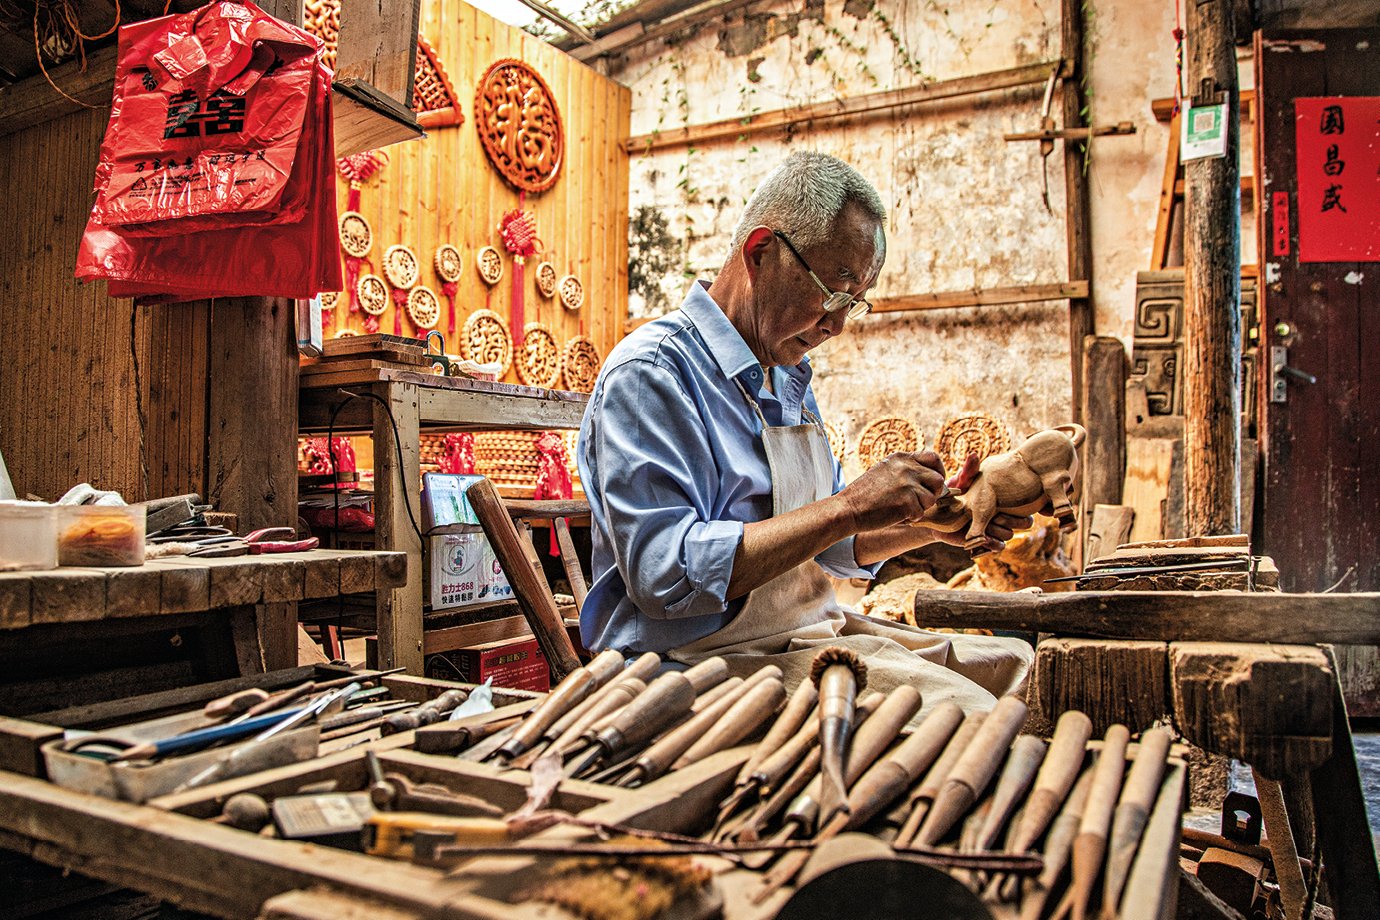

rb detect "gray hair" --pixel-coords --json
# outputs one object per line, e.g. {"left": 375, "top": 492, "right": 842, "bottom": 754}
{"left": 728, "top": 151, "right": 887, "bottom": 257}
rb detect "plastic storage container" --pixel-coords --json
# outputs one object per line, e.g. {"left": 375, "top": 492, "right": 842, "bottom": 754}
{"left": 57, "top": 504, "right": 146, "bottom": 567}
{"left": 0, "top": 501, "right": 59, "bottom": 571}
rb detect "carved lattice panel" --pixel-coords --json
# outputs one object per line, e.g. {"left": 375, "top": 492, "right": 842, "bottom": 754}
{"left": 474, "top": 59, "right": 564, "bottom": 193}
{"left": 415, "top": 35, "right": 464, "bottom": 128}
{"left": 303, "top": 0, "right": 341, "bottom": 71}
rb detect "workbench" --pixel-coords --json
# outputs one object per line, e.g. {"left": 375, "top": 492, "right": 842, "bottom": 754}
{"left": 0, "top": 549, "right": 406, "bottom": 717}
{"left": 298, "top": 367, "right": 590, "bottom": 676}
{"left": 915, "top": 588, "right": 1380, "bottom": 918}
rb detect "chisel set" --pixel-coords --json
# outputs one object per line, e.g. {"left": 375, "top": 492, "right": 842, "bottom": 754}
{"left": 439, "top": 645, "right": 1184, "bottom": 919}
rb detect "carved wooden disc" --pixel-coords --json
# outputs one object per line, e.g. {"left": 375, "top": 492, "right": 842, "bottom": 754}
{"left": 476, "top": 245, "right": 504, "bottom": 285}
{"left": 407, "top": 286, "right": 441, "bottom": 330}
{"left": 338, "top": 211, "right": 373, "bottom": 258}
{"left": 561, "top": 335, "right": 601, "bottom": 393}
{"left": 434, "top": 244, "right": 463, "bottom": 283}
{"left": 384, "top": 244, "right": 420, "bottom": 289}
{"left": 935, "top": 414, "right": 1012, "bottom": 473}
{"left": 319, "top": 291, "right": 340, "bottom": 311}
{"left": 335, "top": 329, "right": 357, "bottom": 337}
{"left": 515, "top": 322, "right": 561, "bottom": 388}
{"left": 474, "top": 58, "right": 564, "bottom": 194}
{"left": 857, "top": 416, "right": 920, "bottom": 469}
{"left": 535, "top": 261, "right": 557, "bottom": 298}
{"left": 822, "top": 420, "right": 847, "bottom": 464}
{"left": 463, "top": 309, "right": 513, "bottom": 374}
{"left": 357, "top": 274, "right": 388, "bottom": 315}
{"left": 557, "top": 274, "right": 584, "bottom": 311}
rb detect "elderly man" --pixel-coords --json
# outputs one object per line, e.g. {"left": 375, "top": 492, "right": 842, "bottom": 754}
{"left": 576, "top": 152, "right": 1032, "bottom": 711}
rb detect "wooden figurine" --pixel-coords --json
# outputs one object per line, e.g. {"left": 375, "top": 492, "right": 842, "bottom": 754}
{"left": 920, "top": 424, "right": 1087, "bottom": 555}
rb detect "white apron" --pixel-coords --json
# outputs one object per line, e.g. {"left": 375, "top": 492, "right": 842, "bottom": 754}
{"left": 669, "top": 381, "right": 1032, "bottom": 716}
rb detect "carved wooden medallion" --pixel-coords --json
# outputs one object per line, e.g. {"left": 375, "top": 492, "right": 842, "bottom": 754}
{"left": 407, "top": 286, "right": 441, "bottom": 330}
{"left": 434, "top": 244, "right": 463, "bottom": 284}
{"left": 857, "top": 417, "right": 920, "bottom": 469}
{"left": 338, "top": 211, "right": 373, "bottom": 259}
{"left": 319, "top": 291, "right": 340, "bottom": 312}
{"left": 463, "top": 309, "right": 513, "bottom": 375}
{"left": 474, "top": 59, "right": 564, "bottom": 193}
{"left": 557, "top": 273, "right": 584, "bottom": 311}
{"left": 357, "top": 275, "right": 389, "bottom": 315}
{"left": 822, "top": 420, "right": 847, "bottom": 464}
{"left": 515, "top": 322, "right": 561, "bottom": 388}
{"left": 561, "top": 335, "right": 601, "bottom": 393}
{"left": 535, "top": 261, "right": 557, "bottom": 298}
{"left": 476, "top": 245, "right": 504, "bottom": 285}
{"left": 383, "top": 245, "right": 420, "bottom": 290}
{"left": 935, "top": 414, "right": 1012, "bottom": 474}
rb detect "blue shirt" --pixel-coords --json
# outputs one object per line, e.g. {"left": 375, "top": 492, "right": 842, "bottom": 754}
{"left": 576, "top": 282, "right": 878, "bottom": 656}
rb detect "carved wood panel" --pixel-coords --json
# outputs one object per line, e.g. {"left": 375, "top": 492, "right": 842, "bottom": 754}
{"left": 474, "top": 59, "right": 564, "bottom": 194}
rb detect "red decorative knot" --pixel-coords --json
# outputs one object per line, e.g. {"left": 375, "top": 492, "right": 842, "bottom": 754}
{"left": 500, "top": 208, "right": 540, "bottom": 260}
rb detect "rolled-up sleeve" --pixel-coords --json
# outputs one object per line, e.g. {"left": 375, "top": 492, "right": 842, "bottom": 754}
{"left": 589, "top": 360, "right": 743, "bottom": 620}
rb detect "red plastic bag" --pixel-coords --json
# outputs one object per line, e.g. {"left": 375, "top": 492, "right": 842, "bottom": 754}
{"left": 76, "top": 1, "right": 341, "bottom": 301}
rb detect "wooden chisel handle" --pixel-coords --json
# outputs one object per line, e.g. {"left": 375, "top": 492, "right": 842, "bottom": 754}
{"left": 916, "top": 696, "right": 1028, "bottom": 846}
{"left": 498, "top": 666, "right": 598, "bottom": 758}
{"left": 681, "top": 656, "right": 730, "bottom": 694}
{"left": 674, "top": 676, "right": 786, "bottom": 770}
{"left": 593, "top": 670, "right": 696, "bottom": 753}
{"left": 585, "top": 648, "right": 630, "bottom": 687}
{"left": 843, "top": 702, "right": 964, "bottom": 831}
{"left": 1010, "top": 709, "right": 1093, "bottom": 854}
{"left": 738, "top": 677, "right": 817, "bottom": 784}
{"left": 546, "top": 679, "right": 646, "bottom": 759}
{"left": 1101, "top": 727, "right": 1173, "bottom": 915}
{"left": 975, "top": 734, "right": 1048, "bottom": 851}
{"left": 544, "top": 652, "right": 660, "bottom": 742}
{"left": 632, "top": 678, "right": 746, "bottom": 781}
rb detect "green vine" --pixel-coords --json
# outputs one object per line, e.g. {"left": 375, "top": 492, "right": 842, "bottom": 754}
{"left": 870, "top": 8, "right": 928, "bottom": 80}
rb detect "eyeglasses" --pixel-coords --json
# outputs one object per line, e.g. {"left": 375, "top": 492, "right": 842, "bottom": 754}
{"left": 772, "top": 230, "right": 872, "bottom": 320}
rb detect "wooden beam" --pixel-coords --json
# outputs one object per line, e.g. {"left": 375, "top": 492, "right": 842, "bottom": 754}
{"left": 908, "top": 590, "right": 1380, "bottom": 646}
{"left": 1182, "top": 0, "right": 1242, "bottom": 537}
{"left": 623, "top": 60, "right": 1062, "bottom": 153}
{"left": 1062, "top": 0, "right": 1094, "bottom": 426}
{"left": 869, "top": 281, "right": 1088, "bottom": 315}
{"left": 1081, "top": 336, "right": 1127, "bottom": 508}
{"left": 0, "top": 44, "right": 117, "bottom": 139}
{"left": 571, "top": 0, "right": 762, "bottom": 62}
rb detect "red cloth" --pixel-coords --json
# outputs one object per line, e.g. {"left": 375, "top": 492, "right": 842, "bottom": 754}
{"left": 533, "top": 431, "right": 572, "bottom": 556}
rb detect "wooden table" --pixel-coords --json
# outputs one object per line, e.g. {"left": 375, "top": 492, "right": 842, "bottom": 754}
{"left": 0, "top": 550, "right": 406, "bottom": 717}
{"left": 299, "top": 367, "right": 589, "bottom": 675}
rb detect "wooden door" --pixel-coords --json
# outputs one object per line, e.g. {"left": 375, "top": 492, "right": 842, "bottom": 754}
{"left": 1255, "top": 28, "right": 1380, "bottom": 712}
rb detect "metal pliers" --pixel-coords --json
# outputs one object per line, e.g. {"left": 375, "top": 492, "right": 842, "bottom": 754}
{"left": 188, "top": 527, "right": 320, "bottom": 558}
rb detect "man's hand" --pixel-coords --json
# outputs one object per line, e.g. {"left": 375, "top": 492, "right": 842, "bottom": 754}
{"left": 837, "top": 450, "right": 949, "bottom": 532}
{"left": 928, "top": 451, "right": 1033, "bottom": 554}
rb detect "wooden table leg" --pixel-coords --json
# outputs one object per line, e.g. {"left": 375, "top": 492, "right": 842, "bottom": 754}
{"left": 256, "top": 602, "right": 299, "bottom": 672}
{"left": 228, "top": 606, "right": 265, "bottom": 675}
{"left": 373, "top": 381, "right": 424, "bottom": 675}
{"left": 1307, "top": 648, "right": 1380, "bottom": 918}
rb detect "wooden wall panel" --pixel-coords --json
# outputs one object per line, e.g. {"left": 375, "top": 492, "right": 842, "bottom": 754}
{"left": 0, "top": 106, "right": 154, "bottom": 503}
{"left": 330, "top": 0, "right": 631, "bottom": 378}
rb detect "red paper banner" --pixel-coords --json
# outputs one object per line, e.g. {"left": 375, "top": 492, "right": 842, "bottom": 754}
{"left": 1295, "top": 96, "right": 1380, "bottom": 263}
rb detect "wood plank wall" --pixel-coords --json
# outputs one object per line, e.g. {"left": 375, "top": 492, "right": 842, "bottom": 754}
{"left": 0, "top": 106, "right": 157, "bottom": 502}
{"left": 330, "top": 0, "right": 632, "bottom": 377}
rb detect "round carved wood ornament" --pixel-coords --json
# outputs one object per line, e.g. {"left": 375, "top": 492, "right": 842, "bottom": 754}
{"left": 356, "top": 274, "right": 389, "bottom": 315}
{"left": 822, "top": 420, "right": 847, "bottom": 464}
{"left": 857, "top": 417, "right": 920, "bottom": 469}
{"left": 463, "top": 309, "right": 513, "bottom": 375}
{"left": 557, "top": 274, "right": 584, "bottom": 312}
{"left": 535, "top": 261, "right": 557, "bottom": 298}
{"left": 383, "top": 245, "right": 420, "bottom": 290}
{"left": 476, "top": 245, "right": 504, "bottom": 285}
{"left": 434, "top": 244, "right": 463, "bottom": 284}
{"left": 561, "top": 335, "right": 601, "bottom": 393}
{"left": 407, "top": 286, "right": 442, "bottom": 330}
{"left": 338, "top": 211, "right": 373, "bottom": 258}
{"left": 474, "top": 58, "right": 564, "bottom": 194}
{"left": 516, "top": 322, "right": 561, "bottom": 388}
{"left": 934, "top": 414, "right": 1012, "bottom": 474}
{"left": 319, "top": 291, "right": 340, "bottom": 312}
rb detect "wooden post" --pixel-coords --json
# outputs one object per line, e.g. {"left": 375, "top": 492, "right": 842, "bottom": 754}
{"left": 1183, "top": 0, "right": 1242, "bottom": 536}
{"left": 1062, "top": 0, "right": 1094, "bottom": 424}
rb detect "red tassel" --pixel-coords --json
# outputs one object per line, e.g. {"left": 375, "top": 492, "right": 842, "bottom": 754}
{"left": 533, "top": 431, "right": 573, "bottom": 556}
{"left": 440, "top": 433, "right": 475, "bottom": 474}
{"left": 510, "top": 257, "right": 525, "bottom": 345}
{"left": 392, "top": 287, "right": 409, "bottom": 336}
{"left": 442, "top": 281, "right": 458, "bottom": 337}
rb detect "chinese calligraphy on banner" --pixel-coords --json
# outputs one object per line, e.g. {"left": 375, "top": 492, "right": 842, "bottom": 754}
{"left": 1295, "top": 96, "right": 1380, "bottom": 262}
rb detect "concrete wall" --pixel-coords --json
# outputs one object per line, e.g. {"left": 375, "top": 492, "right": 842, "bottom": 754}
{"left": 608, "top": 0, "right": 1254, "bottom": 478}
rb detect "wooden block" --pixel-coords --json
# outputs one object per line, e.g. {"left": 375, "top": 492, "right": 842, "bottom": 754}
{"left": 104, "top": 566, "right": 166, "bottom": 617}
{"left": 422, "top": 615, "right": 533, "bottom": 654}
{"left": 338, "top": 553, "right": 376, "bottom": 594}
{"left": 1170, "top": 642, "right": 1333, "bottom": 780}
{"left": 1081, "top": 336, "right": 1127, "bottom": 507}
{"left": 259, "top": 559, "right": 307, "bottom": 603}
{"left": 0, "top": 716, "right": 63, "bottom": 776}
{"left": 1087, "top": 504, "right": 1134, "bottom": 563}
{"left": 375, "top": 551, "right": 407, "bottom": 589}
{"left": 204, "top": 559, "right": 266, "bottom": 608}
{"left": 28, "top": 569, "right": 106, "bottom": 625}
{"left": 0, "top": 576, "right": 32, "bottom": 629}
{"left": 1124, "top": 437, "right": 1176, "bottom": 543}
{"left": 158, "top": 563, "right": 211, "bottom": 613}
{"left": 1035, "top": 637, "right": 1169, "bottom": 735}
{"left": 303, "top": 552, "right": 343, "bottom": 599}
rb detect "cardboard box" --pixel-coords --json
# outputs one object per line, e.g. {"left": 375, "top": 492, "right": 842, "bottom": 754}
{"left": 423, "top": 637, "right": 550, "bottom": 692}
{"left": 428, "top": 530, "right": 513, "bottom": 610}
{"left": 421, "top": 473, "right": 485, "bottom": 528}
